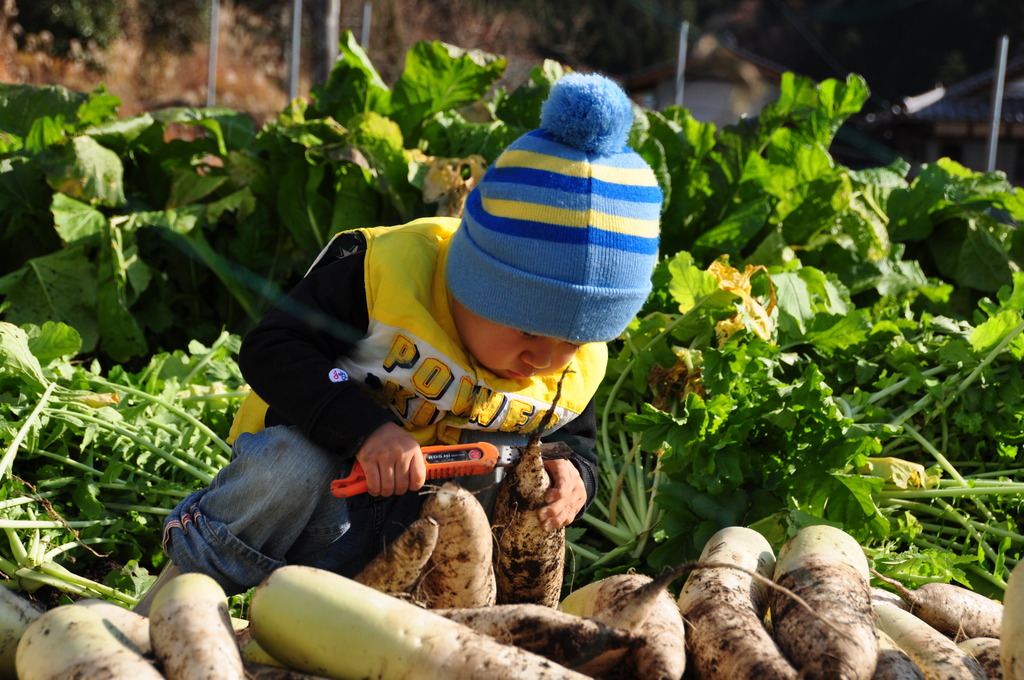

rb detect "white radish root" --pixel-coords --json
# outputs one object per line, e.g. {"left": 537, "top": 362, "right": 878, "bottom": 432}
{"left": 354, "top": 515, "right": 439, "bottom": 594}
{"left": 77, "top": 598, "right": 152, "bottom": 655}
{"left": 149, "top": 572, "right": 246, "bottom": 680}
{"left": 250, "top": 564, "right": 594, "bottom": 680}
{"left": 873, "top": 586, "right": 911, "bottom": 611}
{"left": 436, "top": 602, "right": 634, "bottom": 676}
{"left": 417, "top": 483, "right": 496, "bottom": 608}
{"left": 676, "top": 526, "right": 797, "bottom": 680}
{"left": 236, "top": 626, "right": 287, "bottom": 668}
{"left": 874, "top": 570, "right": 1002, "bottom": 640}
{"left": 562, "top": 572, "right": 686, "bottom": 680}
{"left": 957, "top": 637, "right": 1002, "bottom": 680}
{"left": 0, "top": 585, "right": 41, "bottom": 678}
{"left": 16, "top": 603, "right": 162, "bottom": 680}
{"left": 1005, "top": 561, "right": 1024, "bottom": 680}
{"left": 875, "top": 601, "right": 987, "bottom": 680}
{"left": 769, "top": 525, "right": 878, "bottom": 680}
{"left": 491, "top": 440, "right": 568, "bottom": 607}
{"left": 243, "top": 660, "right": 338, "bottom": 679}
{"left": 873, "top": 628, "right": 925, "bottom": 680}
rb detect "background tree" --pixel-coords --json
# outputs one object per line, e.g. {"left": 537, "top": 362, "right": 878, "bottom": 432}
{"left": 14, "top": 0, "right": 207, "bottom": 60}
{"left": 14, "top": 0, "right": 121, "bottom": 54}
{"left": 11, "top": 0, "right": 1024, "bottom": 119}
{"left": 716, "top": 0, "right": 1024, "bottom": 109}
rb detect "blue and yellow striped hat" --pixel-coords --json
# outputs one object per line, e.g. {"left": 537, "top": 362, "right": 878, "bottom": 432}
{"left": 446, "top": 72, "right": 663, "bottom": 343}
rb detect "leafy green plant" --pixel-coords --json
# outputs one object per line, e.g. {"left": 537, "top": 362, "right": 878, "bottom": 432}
{"left": 0, "top": 33, "right": 549, "bottom": 366}
{"left": 4, "top": 35, "right": 1024, "bottom": 604}
{"left": 0, "top": 320, "right": 245, "bottom": 604}
{"left": 567, "top": 73, "right": 1024, "bottom": 597}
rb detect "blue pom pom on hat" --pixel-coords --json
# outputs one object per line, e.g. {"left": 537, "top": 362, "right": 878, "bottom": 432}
{"left": 446, "top": 72, "right": 663, "bottom": 343}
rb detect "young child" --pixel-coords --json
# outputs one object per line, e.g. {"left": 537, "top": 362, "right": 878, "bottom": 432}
{"left": 150, "top": 72, "right": 663, "bottom": 600}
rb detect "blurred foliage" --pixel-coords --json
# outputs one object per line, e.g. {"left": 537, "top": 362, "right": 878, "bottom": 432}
{"left": 14, "top": 0, "right": 121, "bottom": 52}
{"left": 0, "top": 34, "right": 537, "bottom": 367}
{"left": 13, "top": 0, "right": 1024, "bottom": 112}
{"left": 14, "top": 0, "right": 208, "bottom": 55}
{"left": 132, "top": 0, "right": 209, "bottom": 53}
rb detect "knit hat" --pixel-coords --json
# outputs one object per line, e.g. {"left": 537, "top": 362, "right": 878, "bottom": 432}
{"left": 446, "top": 73, "right": 663, "bottom": 343}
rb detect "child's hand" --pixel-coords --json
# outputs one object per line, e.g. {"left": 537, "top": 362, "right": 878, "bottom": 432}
{"left": 538, "top": 459, "right": 586, "bottom": 531}
{"left": 355, "top": 423, "right": 426, "bottom": 497}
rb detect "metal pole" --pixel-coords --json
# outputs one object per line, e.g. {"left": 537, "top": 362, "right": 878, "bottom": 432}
{"left": 360, "top": 2, "right": 372, "bottom": 49}
{"left": 288, "top": 0, "right": 302, "bottom": 100}
{"left": 325, "top": 0, "right": 340, "bottom": 67}
{"left": 986, "top": 35, "right": 1009, "bottom": 172}
{"left": 207, "top": 0, "right": 219, "bottom": 106}
{"left": 674, "top": 21, "right": 689, "bottom": 108}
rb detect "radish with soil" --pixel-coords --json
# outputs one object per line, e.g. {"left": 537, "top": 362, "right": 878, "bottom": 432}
{"left": 676, "top": 525, "right": 797, "bottom": 680}
{"left": 769, "top": 524, "right": 878, "bottom": 680}
{"left": 250, "top": 564, "right": 594, "bottom": 680}
{"left": 874, "top": 601, "right": 986, "bottom": 680}
{"left": 873, "top": 570, "right": 1002, "bottom": 641}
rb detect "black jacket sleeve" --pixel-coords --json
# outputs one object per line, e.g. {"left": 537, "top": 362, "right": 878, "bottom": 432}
{"left": 238, "top": 234, "right": 401, "bottom": 458}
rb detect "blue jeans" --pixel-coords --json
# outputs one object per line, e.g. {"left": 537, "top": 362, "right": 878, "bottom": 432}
{"left": 162, "top": 425, "right": 525, "bottom": 596}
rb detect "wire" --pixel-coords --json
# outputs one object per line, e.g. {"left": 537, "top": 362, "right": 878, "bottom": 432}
{"left": 768, "top": 0, "right": 850, "bottom": 81}
{"left": 767, "top": 0, "right": 888, "bottom": 107}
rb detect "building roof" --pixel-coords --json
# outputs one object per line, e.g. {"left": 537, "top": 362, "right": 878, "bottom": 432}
{"left": 623, "top": 33, "right": 789, "bottom": 92}
{"left": 867, "top": 55, "right": 1024, "bottom": 126}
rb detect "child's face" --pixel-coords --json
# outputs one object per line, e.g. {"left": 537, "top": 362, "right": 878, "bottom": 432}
{"left": 452, "top": 299, "right": 581, "bottom": 380}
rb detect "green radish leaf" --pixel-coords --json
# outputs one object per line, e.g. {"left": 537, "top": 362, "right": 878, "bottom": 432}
{"left": 692, "top": 197, "right": 771, "bottom": 257}
{"left": 390, "top": 41, "right": 506, "bottom": 139}
{"left": 970, "top": 310, "right": 1024, "bottom": 358}
{"left": 81, "top": 112, "right": 162, "bottom": 154}
{"left": 95, "top": 222, "right": 147, "bottom": 362}
{"left": 25, "top": 321, "right": 82, "bottom": 364}
{"left": 167, "top": 168, "right": 228, "bottom": 208}
{"left": 38, "top": 135, "right": 126, "bottom": 208}
{"left": 51, "top": 193, "right": 107, "bottom": 245}
{"left": 0, "top": 83, "right": 87, "bottom": 137}
{"left": 150, "top": 107, "right": 256, "bottom": 155}
{"left": 310, "top": 30, "right": 391, "bottom": 125}
{"left": 25, "top": 115, "right": 66, "bottom": 152}
{"left": 0, "top": 247, "right": 100, "bottom": 352}
{"left": 74, "top": 86, "right": 121, "bottom": 128}
{"left": 72, "top": 482, "right": 107, "bottom": 520}
{"left": 348, "top": 111, "right": 421, "bottom": 221}
{"left": 0, "top": 321, "right": 47, "bottom": 386}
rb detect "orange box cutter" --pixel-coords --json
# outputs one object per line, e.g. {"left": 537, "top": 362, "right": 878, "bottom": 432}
{"left": 329, "top": 442, "right": 519, "bottom": 498}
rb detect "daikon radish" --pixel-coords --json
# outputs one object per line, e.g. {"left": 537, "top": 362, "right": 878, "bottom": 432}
{"left": 436, "top": 602, "right": 634, "bottom": 676}
{"left": 354, "top": 515, "right": 439, "bottom": 594}
{"left": 875, "top": 601, "right": 986, "bottom": 680}
{"left": 769, "top": 524, "right": 878, "bottom": 680}
{"left": 417, "top": 483, "right": 495, "bottom": 608}
{"left": 77, "top": 598, "right": 152, "bottom": 655}
{"left": 874, "top": 571, "right": 1002, "bottom": 640}
{"left": 676, "top": 526, "right": 797, "bottom": 680}
{"left": 873, "top": 628, "right": 925, "bottom": 680}
{"left": 250, "top": 564, "right": 593, "bottom": 680}
{"left": 491, "top": 441, "right": 569, "bottom": 607}
{"left": 16, "top": 604, "right": 162, "bottom": 680}
{"left": 0, "top": 586, "right": 41, "bottom": 678}
{"left": 1002, "top": 562, "right": 1024, "bottom": 680}
{"left": 562, "top": 572, "right": 686, "bottom": 680}
{"left": 148, "top": 572, "right": 245, "bottom": 680}
{"left": 957, "top": 637, "right": 1002, "bottom": 679}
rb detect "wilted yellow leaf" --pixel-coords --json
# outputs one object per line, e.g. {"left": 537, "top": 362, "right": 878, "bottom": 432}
{"left": 74, "top": 392, "right": 121, "bottom": 408}
{"left": 421, "top": 154, "right": 487, "bottom": 218}
{"left": 708, "top": 259, "right": 776, "bottom": 345}
{"left": 858, "top": 456, "right": 939, "bottom": 489}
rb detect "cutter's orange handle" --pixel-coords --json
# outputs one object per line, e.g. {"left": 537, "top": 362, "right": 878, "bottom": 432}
{"left": 330, "top": 442, "right": 500, "bottom": 498}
